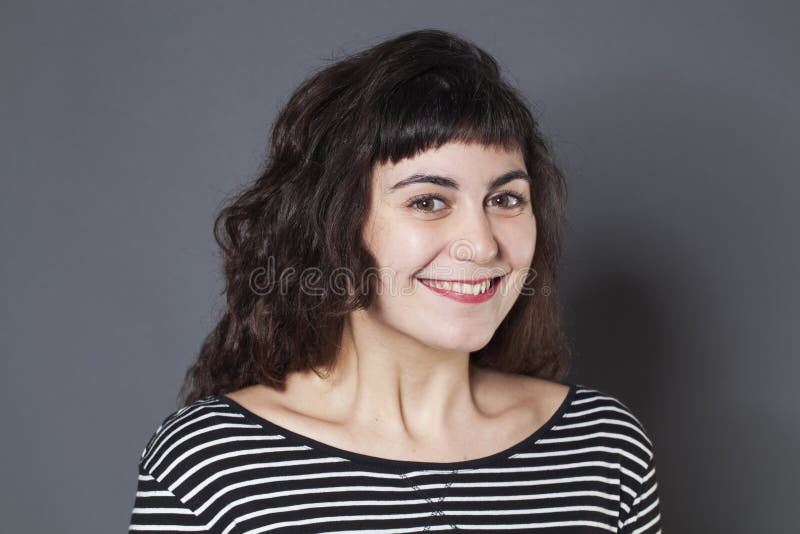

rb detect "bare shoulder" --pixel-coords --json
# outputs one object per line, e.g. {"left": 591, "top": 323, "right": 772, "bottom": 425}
{"left": 224, "top": 383, "right": 286, "bottom": 413}
{"left": 223, "top": 379, "right": 330, "bottom": 435}
{"left": 471, "top": 365, "right": 571, "bottom": 420}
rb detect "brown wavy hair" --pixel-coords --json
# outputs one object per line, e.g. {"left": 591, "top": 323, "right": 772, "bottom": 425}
{"left": 178, "top": 28, "right": 573, "bottom": 407}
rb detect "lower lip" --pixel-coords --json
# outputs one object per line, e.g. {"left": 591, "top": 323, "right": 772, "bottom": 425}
{"left": 417, "top": 276, "right": 503, "bottom": 303}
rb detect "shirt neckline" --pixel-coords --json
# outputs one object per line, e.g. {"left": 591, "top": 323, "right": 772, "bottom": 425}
{"left": 216, "top": 381, "right": 577, "bottom": 473}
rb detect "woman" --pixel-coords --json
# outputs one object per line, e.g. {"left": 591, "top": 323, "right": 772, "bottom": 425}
{"left": 129, "top": 29, "right": 662, "bottom": 533}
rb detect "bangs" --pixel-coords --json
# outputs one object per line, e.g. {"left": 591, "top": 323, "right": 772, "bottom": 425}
{"left": 373, "top": 67, "right": 533, "bottom": 166}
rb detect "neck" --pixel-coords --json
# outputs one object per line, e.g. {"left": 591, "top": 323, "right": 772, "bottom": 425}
{"left": 289, "top": 309, "right": 483, "bottom": 442}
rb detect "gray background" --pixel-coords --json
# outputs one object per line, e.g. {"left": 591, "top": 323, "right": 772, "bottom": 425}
{"left": 2, "top": 1, "right": 797, "bottom": 532}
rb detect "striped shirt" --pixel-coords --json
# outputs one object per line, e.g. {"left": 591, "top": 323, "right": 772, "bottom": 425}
{"left": 128, "top": 382, "right": 662, "bottom": 533}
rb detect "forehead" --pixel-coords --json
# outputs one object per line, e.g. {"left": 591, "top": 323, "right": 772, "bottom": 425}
{"left": 373, "top": 142, "right": 525, "bottom": 189}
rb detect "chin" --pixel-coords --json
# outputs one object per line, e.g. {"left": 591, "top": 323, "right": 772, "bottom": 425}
{"left": 421, "top": 330, "right": 496, "bottom": 354}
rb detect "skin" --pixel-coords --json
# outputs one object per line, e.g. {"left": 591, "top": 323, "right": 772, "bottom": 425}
{"left": 227, "top": 141, "right": 570, "bottom": 462}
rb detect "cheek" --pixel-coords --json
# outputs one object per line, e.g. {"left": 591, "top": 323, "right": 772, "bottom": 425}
{"left": 364, "top": 210, "right": 440, "bottom": 274}
{"left": 377, "top": 223, "right": 441, "bottom": 273}
{"left": 499, "top": 215, "right": 537, "bottom": 265}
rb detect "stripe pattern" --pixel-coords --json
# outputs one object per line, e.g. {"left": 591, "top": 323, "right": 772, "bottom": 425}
{"left": 128, "top": 384, "right": 662, "bottom": 533}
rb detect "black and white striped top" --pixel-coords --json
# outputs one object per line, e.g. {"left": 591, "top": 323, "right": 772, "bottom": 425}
{"left": 128, "top": 382, "right": 662, "bottom": 533}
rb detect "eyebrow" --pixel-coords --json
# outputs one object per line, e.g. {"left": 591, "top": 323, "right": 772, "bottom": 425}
{"left": 388, "top": 169, "right": 531, "bottom": 192}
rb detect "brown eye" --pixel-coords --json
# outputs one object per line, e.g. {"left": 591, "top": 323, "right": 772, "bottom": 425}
{"left": 487, "top": 192, "right": 526, "bottom": 209}
{"left": 408, "top": 196, "right": 447, "bottom": 213}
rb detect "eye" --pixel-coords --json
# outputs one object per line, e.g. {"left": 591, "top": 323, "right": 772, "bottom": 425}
{"left": 405, "top": 191, "right": 529, "bottom": 214}
{"left": 407, "top": 195, "right": 449, "bottom": 213}
{"left": 487, "top": 191, "right": 528, "bottom": 209}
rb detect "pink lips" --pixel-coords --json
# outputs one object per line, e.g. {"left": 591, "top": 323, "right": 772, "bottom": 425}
{"left": 417, "top": 276, "right": 503, "bottom": 303}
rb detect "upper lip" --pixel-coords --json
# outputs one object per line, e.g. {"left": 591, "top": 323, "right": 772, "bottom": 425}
{"left": 417, "top": 274, "right": 506, "bottom": 284}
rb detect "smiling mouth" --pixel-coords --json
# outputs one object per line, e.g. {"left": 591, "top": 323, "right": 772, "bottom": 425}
{"left": 416, "top": 275, "right": 505, "bottom": 295}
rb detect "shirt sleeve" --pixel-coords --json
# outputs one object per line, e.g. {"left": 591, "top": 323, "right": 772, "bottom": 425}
{"left": 619, "top": 450, "right": 663, "bottom": 533}
{"left": 128, "top": 462, "right": 209, "bottom": 533}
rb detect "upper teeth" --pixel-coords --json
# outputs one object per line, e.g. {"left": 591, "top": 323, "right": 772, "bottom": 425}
{"left": 422, "top": 278, "right": 493, "bottom": 295}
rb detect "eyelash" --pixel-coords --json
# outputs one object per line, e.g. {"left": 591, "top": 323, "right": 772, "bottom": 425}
{"left": 405, "top": 190, "right": 529, "bottom": 213}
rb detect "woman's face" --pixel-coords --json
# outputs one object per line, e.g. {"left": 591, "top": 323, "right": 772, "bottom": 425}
{"left": 360, "top": 141, "right": 536, "bottom": 353}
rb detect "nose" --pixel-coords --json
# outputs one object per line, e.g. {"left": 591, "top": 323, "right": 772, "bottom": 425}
{"left": 450, "top": 209, "right": 499, "bottom": 265}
